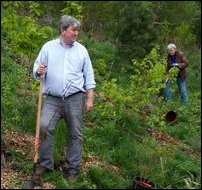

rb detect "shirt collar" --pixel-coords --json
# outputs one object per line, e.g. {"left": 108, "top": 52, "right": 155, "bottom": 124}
{"left": 57, "top": 38, "right": 74, "bottom": 48}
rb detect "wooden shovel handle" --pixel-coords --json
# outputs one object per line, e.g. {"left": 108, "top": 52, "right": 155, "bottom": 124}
{"left": 34, "top": 78, "right": 43, "bottom": 163}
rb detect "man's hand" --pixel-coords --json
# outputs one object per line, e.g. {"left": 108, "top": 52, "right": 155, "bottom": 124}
{"left": 84, "top": 98, "right": 94, "bottom": 112}
{"left": 172, "top": 63, "right": 178, "bottom": 67}
{"left": 37, "top": 64, "right": 46, "bottom": 76}
{"left": 84, "top": 89, "right": 94, "bottom": 112}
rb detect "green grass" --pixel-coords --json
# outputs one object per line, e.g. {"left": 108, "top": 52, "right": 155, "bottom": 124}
{"left": 2, "top": 37, "right": 201, "bottom": 189}
{"left": 87, "top": 166, "right": 126, "bottom": 189}
{"left": 53, "top": 120, "right": 68, "bottom": 165}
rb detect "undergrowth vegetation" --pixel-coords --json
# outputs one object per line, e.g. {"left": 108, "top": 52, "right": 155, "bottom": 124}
{"left": 1, "top": 1, "right": 201, "bottom": 189}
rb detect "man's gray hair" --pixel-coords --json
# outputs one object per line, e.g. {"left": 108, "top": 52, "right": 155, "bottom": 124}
{"left": 167, "top": 43, "right": 176, "bottom": 50}
{"left": 59, "top": 15, "right": 81, "bottom": 33}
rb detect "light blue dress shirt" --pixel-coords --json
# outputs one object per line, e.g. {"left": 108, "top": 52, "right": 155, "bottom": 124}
{"left": 33, "top": 38, "right": 96, "bottom": 98}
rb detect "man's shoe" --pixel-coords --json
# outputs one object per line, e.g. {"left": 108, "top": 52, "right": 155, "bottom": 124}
{"left": 35, "top": 165, "right": 48, "bottom": 176}
{"left": 34, "top": 165, "right": 49, "bottom": 184}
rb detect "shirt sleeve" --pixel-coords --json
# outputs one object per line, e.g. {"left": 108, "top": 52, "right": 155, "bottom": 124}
{"left": 83, "top": 49, "right": 96, "bottom": 90}
{"left": 178, "top": 52, "right": 189, "bottom": 69}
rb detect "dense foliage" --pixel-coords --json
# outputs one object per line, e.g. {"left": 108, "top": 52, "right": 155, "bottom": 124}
{"left": 1, "top": 1, "right": 201, "bottom": 189}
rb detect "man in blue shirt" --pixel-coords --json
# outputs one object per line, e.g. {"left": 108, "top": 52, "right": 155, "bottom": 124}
{"left": 33, "top": 15, "right": 96, "bottom": 183}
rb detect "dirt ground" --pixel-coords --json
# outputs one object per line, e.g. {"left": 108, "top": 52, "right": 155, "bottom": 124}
{"left": 1, "top": 130, "right": 122, "bottom": 189}
{"left": 1, "top": 130, "right": 55, "bottom": 189}
{"left": 1, "top": 129, "right": 200, "bottom": 189}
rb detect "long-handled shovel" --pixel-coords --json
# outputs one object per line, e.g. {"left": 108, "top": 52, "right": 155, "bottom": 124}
{"left": 23, "top": 76, "right": 43, "bottom": 189}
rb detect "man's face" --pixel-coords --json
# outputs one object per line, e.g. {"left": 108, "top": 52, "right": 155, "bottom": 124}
{"left": 63, "top": 26, "right": 79, "bottom": 44}
{"left": 169, "top": 48, "right": 176, "bottom": 56}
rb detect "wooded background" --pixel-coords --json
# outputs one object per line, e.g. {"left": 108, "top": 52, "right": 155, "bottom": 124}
{"left": 1, "top": 1, "right": 201, "bottom": 189}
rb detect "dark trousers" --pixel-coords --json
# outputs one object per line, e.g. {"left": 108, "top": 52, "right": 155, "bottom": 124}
{"left": 38, "top": 92, "right": 85, "bottom": 174}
